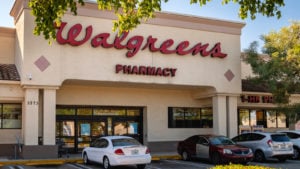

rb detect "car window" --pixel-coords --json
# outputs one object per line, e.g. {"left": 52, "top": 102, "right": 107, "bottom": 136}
{"left": 232, "top": 134, "right": 249, "bottom": 142}
{"left": 197, "top": 137, "right": 209, "bottom": 145}
{"left": 210, "top": 136, "right": 235, "bottom": 145}
{"left": 112, "top": 138, "right": 141, "bottom": 147}
{"left": 95, "top": 139, "right": 108, "bottom": 148}
{"left": 271, "top": 134, "right": 290, "bottom": 142}
{"left": 251, "top": 133, "right": 265, "bottom": 141}
{"left": 285, "top": 132, "right": 300, "bottom": 139}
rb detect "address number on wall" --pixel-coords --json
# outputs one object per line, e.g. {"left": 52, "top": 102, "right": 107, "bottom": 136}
{"left": 27, "top": 101, "right": 39, "bottom": 105}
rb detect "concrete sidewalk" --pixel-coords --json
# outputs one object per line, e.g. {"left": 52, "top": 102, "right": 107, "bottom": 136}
{"left": 0, "top": 152, "right": 181, "bottom": 166}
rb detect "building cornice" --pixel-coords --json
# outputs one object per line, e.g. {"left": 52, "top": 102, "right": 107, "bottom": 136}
{"left": 0, "top": 27, "right": 15, "bottom": 38}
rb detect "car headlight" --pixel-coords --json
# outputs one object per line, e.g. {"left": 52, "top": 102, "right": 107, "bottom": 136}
{"left": 248, "top": 148, "right": 252, "bottom": 153}
{"left": 223, "top": 149, "right": 233, "bottom": 154}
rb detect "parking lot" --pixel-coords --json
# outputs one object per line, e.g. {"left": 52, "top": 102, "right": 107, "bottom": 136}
{"left": 3, "top": 159, "right": 300, "bottom": 169}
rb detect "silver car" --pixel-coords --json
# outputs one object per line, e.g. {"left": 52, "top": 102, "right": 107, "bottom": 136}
{"left": 278, "top": 130, "right": 300, "bottom": 159}
{"left": 232, "top": 132, "right": 293, "bottom": 162}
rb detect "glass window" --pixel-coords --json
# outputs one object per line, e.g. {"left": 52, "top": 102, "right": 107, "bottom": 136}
{"left": 56, "top": 108, "right": 75, "bottom": 115}
{"left": 91, "top": 122, "right": 106, "bottom": 137}
{"left": 127, "top": 109, "right": 140, "bottom": 116}
{"left": 277, "top": 112, "right": 286, "bottom": 128}
{"left": 93, "top": 108, "right": 126, "bottom": 116}
{"left": 266, "top": 110, "right": 277, "bottom": 128}
{"left": 250, "top": 110, "right": 257, "bottom": 126}
{"left": 77, "top": 108, "right": 92, "bottom": 116}
{"left": 2, "top": 104, "right": 22, "bottom": 129}
{"left": 62, "top": 121, "right": 75, "bottom": 136}
{"left": 239, "top": 109, "right": 250, "bottom": 126}
{"left": 168, "top": 107, "right": 213, "bottom": 128}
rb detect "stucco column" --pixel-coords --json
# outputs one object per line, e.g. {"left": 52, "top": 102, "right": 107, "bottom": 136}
{"left": 43, "top": 88, "right": 57, "bottom": 145}
{"left": 212, "top": 95, "right": 227, "bottom": 136}
{"left": 227, "top": 96, "right": 238, "bottom": 138}
{"left": 24, "top": 88, "right": 39, "bottom": 145}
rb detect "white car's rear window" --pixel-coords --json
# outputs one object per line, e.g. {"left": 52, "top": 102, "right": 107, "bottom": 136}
{"left": 112, "top": 138, "right": 141, "bottom": 147}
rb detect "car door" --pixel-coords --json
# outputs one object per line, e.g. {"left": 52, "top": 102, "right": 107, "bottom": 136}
{"left": 93, "top": 138, "right": 109, "bottom": 164}
{"left": 87, "top": 139, "right": 100, "bottom": 162}
{"left": 196, "top": 136, "right": 209, "bottom": 159}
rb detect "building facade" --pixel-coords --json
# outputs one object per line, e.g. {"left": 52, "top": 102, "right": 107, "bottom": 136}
{"left": 2, "top": 0, "right": 296, "bottom": 159}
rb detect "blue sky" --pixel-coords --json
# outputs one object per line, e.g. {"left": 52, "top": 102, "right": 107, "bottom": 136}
{"left": 1, "top": 0, "right": 299, "bottom": 52}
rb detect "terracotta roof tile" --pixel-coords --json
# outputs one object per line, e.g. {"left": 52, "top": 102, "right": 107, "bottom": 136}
{"left": 0, "top": 64, "right": 20, "bottom": 81}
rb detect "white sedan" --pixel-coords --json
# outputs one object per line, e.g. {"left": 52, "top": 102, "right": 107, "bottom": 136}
{"left": 82, "top": 136, "right": 151, "bottom": 169}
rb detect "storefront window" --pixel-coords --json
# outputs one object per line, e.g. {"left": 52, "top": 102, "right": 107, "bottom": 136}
{"left": 91, "top": 122, "right": 106, "bottom": 137}
{"left": 266, "top": 110, "right": 277, "bottom": 128}
{"left": 201, "top": 108, "right": 213, "bottom": 128}
{"left": 168, "top": 107, "right": 213, "bottom": 128}
{"left": 1, "top": 104, "right": 22, "bottom": 129}
{"left": 239, "top": 109, "right": 249, "bottom": 126}
{"left": 77, "top": 108, "right": 92, "bottom": 116}
{"left": 277, "top": 112, "right": 286, "bottom": 128}
{"left": 238, "top": 109, "right": 287, "bottom": 129}
{"left": 93, "top": 108, "right": 126, "bottom": 116}
{"left": 127, "top": 109, "right": 140, "bottom": 116}
{"left": 56, "top": 108, "right": 75, "bottom": 115}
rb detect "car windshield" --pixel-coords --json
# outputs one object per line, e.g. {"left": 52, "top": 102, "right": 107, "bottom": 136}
{"left": 209, "top": 136, "right": 235, "bottom": 145}
{"left": 112, "top": 138, "right": 141, "bottom": 147}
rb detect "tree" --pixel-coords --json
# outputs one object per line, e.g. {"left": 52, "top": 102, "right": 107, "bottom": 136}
{"left": 29, "top": 0, "right": 285, "bottom": 41}
{"left": 245, "top": 22, "right": 300, "bottom": 122}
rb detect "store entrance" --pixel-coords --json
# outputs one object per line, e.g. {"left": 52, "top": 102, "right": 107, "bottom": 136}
{"left": 56, "top": 106, "right": 143, "bottom": 153}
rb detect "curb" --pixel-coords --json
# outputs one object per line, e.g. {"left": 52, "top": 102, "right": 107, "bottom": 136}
{"left": 0, "top": 155, "right": 181, "bottom": 166}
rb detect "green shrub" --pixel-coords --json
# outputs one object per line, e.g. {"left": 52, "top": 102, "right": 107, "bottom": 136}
{"left": 210, "top": 164, "right": 277, "bottom": 169}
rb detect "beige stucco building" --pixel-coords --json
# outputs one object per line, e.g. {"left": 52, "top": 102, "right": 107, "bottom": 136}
{"left": 0, "top": 0, "right": 297, "bottom": 159}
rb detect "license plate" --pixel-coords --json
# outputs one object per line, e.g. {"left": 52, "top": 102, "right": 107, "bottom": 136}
{"left": 131, "top": 149, "right": 139, "bottom": 155}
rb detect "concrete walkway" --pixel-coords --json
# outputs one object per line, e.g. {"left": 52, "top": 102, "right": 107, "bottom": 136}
{"left": 0, "top": 152, "right": 181, "bottom": 166}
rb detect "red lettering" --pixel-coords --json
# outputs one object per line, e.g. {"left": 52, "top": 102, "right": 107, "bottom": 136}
{"left": 56, "top": 22, "right": 228, "bottom": 58}
{"left": 126, "top": 36, "right": 144, "bottom": 58}
{"left": 142, "top": 36, "right": 160, "bottom": 52}
{"left": 176, "top": 41, "right": 190, "bottom": 55}
{"left": 160, "top": 39, "right": 176, "bottom": 54}
{"left": 91, "top": 33, "right": 113, "bottom": 48}
{"left": 114, "top": 32, "right": 128, "bottom": 49}
{"left": 210, "top": 43, "right": 227, "bottom": 58}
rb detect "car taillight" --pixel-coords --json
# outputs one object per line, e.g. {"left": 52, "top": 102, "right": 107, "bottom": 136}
{"left": 146, "top": 148, "right": 150, "bottom": 154}
{"left": 267, "top": 140, "right": 273, "bottom": 147}
{"left": 114, "top": 149, "right": 125, "bottom": 155}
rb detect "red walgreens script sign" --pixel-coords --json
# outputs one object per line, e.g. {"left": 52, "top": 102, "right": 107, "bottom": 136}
{"left": 56, "top": 22, "right": 228, "bottom": 58}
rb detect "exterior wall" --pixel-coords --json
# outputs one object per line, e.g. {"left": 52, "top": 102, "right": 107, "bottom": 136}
{"left": 0, "top": 27, "right": 15, "bottom": 64}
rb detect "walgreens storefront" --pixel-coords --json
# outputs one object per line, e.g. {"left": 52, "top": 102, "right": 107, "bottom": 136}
{"left": 0, "top": 0, "right": 244, "bottom": 158}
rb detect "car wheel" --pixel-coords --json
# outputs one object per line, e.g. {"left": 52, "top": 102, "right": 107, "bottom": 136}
{"left": 292, "top": 147, "right": 300, "bottom": 160}
{"left": 254, "top": 150, "right": 265, "bottom": 162}
{"left": 137, "top": 164, "right": 146, "bottom": 169}
{"left": 103, "top": 156, "right": 111, "bottom": 169}
{"left": 83, "top": 153, "right": 89, "bottom": 165}
{"left": 181, "top": 151, "right": 191, "bottom": 161}
{"left": 211, "top": 152, "right": 222, "bottom": 165}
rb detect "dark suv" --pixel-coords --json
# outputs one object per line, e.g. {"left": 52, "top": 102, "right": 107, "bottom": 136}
{"left": 232, "top": 132, "right": 293, "bottom": 162}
